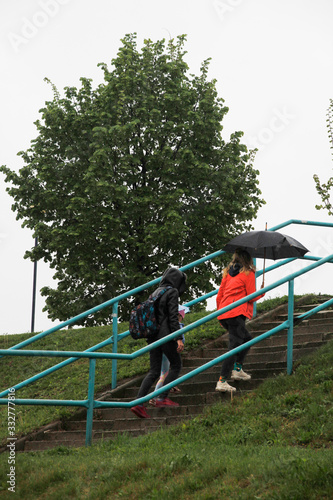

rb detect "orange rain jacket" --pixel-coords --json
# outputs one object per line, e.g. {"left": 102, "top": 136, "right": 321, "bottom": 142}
{"left": 216, "top": 268, "right": 264, "bottom": 321}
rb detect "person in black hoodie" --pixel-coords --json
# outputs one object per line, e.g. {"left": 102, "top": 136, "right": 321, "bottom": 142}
{"left": 131, "top": 267, "right": 187, "bottom": 419}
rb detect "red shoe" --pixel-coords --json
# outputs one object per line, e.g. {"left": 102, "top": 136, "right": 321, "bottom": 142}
{"left": 131, "top": 405, "right": 150, "bottom": 418}
{"left": 154, "top": 397, "right": 179, "bottom": 407}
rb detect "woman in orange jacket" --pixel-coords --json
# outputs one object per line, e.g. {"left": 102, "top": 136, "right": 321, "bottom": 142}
{"left": 215, "top": 248, "right": 264, "bottom": 393}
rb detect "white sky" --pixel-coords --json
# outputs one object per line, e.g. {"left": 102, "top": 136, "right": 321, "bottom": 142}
{"left": 1, "top": 0, "right": 333, "bottom": 334}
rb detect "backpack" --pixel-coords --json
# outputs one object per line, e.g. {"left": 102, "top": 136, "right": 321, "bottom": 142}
{"left": 129, "top": 286, "right": 172, "bottom": 340}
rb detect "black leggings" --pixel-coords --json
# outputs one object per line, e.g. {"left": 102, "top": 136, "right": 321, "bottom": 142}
{"left": 219, "top": 315, "right": 252, "bottom": 379}
{"left": 137, "top": 340, "right": 182, "bottom": 399}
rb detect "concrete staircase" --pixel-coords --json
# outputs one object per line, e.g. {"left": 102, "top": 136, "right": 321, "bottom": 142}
{"left": 10, "top": 296, "right": 333, "bottom": 452}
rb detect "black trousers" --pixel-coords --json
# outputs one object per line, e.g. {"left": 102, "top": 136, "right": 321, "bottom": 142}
{"left": 219, "top": 315, "right": 252, "bottom": 379}
{"left": 137, "top": 339, "right": 182, "bottom": 399}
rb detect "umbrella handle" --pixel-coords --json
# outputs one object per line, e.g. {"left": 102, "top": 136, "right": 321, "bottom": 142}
{"left": 262, "top": 246, "right": 266, "bottom": 288}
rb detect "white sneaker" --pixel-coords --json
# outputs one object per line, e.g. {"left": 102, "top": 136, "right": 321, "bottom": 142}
{"left": 231, "top": 369, "right": 251, "bottom": 381}
{"left": 215, "top": 380, "right": 236, "bottom": 392}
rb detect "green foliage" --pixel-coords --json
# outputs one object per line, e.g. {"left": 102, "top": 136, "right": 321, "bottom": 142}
{"left": 256, "top": 295, "right": 291, "bottom": 313}
{"left": 0, "top": 33, "right": 264, "bottom": 325}
{"left": 0, "top": 341, "right": 332, "bottom": 499}
{"left": 314, "top": 98, "right": 333, "bottom": 214}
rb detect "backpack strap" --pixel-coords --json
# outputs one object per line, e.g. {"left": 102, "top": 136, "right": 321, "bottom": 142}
{"left": 149, "top": 285, "right": 172, "bottom": 300}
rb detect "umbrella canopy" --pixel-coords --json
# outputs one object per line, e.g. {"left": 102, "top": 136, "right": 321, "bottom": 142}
{"left": 223, "top": 230, "right": 309, "bottom": 260}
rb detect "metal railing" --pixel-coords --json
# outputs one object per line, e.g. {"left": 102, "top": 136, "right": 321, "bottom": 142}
{"left": 1, "top": 219, "right": 333, "bottom": 447}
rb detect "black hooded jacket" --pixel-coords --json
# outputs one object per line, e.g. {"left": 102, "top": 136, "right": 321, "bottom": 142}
{"left": 151, "top": 267, "right": 187, "bottom": 341}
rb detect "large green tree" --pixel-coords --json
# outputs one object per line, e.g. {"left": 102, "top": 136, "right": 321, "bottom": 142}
{"left": 1, "top": 34, "right": 264, "bottom": 325}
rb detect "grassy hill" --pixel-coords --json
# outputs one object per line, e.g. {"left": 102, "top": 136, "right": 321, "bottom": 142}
{"left": 0, "top": 305, "right": 229, "bottom": 442}
{"left": 0, "top": 295, "right": 323, "bottom": 442}
{"left": 0, "top": 335, "right": 332, "bottom": 498}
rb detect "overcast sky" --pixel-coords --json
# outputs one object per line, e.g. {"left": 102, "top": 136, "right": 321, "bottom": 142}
{"left": 1, "top": 0, "right": 333, "bottom": 335}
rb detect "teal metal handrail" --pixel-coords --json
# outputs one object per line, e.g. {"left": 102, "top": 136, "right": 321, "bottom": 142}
{"left": 1, "top": 252, "right": 332, "bottom": 365}
{"left": 269, "top": 219, "right": 333, "bottom": 231}
{"left": 2, "top": 249, "right": 226, "bottom": 353}
{"left": 1, "top": 219, "right": 333, "bottom": 447}
{"left": 0, "top": 252, "right": 227, "bottom": 399}
{"left": 1, "top": 251, "right": 333, "bottom": 446}
{"left": 0, "top": 252, "right": 323, "bottom": 400}
{"left": 2, "top": 219, "right": 332, "bottom": 390}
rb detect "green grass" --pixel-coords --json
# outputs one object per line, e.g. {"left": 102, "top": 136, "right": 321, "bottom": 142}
{"left": 0, "top": 323, "right": 148, "bottom": 442}
{"left": 0, "top": 294, "right": 325, "bottom": 442}
{"left": 0, "top": 339, "right": 332, "bottom": 499}
{"left": 0, "top": 305, "right": 224, "bottom": 441}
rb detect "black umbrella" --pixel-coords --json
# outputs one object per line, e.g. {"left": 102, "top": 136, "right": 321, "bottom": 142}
{"left": 223, "top": 229, "right": 309, "bottom": 285}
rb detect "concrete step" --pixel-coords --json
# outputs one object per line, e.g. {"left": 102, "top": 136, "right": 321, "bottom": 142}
{"left": 97, "top": 404, "right": 203, "bottom": 421}
{"left": 24, "top": 426, "right": 160, "bottom": 451}
{"left": 119, "top": 377, "right": 263, "bottom": 400}
{"left": 107, "top": 389, "right": 253, "bottom": 407}
{"left": 114, "top": 364, "right": 283, "bottom": 400}
{"left": 183, "top": 354, "right": 286, "bottom": 369}
{"left": 199, "top": 342, "right": 326, "bottom": 365}
{"left": 256, "top": 318, "right": 333, "bottom": 332}
{"left": 43, "top": 414, "right": 189, "bottom": 438}
{"left": 202, "top": 348, "right": 287, "bottom": 360}
{"left": 295, "top": 302, "right": 333, "bottom": 310}
{"left": 278, "top": 310, "right": 333, "bottom": 320}
{"left": 253, "top": 330, "right": 333, "bottom": 344}
{"left": 182, "top": 365, "right": 285, "bottom": 381}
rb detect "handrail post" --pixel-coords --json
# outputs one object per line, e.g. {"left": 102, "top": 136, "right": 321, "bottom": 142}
{"left": 111, "top": 302, "right": 119, "bottom": 389}
{"left": 287, "top": 279, "right": 294, "bottom": 375}
{"left": 85, "top": 358, "right": 96, "bottom": 447}
{"left": 253, "top": 258, "right": 257, "bottom": 318}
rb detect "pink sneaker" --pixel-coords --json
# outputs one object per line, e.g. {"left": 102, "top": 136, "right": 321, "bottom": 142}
{"left": 131, "top": 405, "right": 151, "bottom": 418}
{"left": 154, "top": 397, "right": 179, "bottom": 407}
